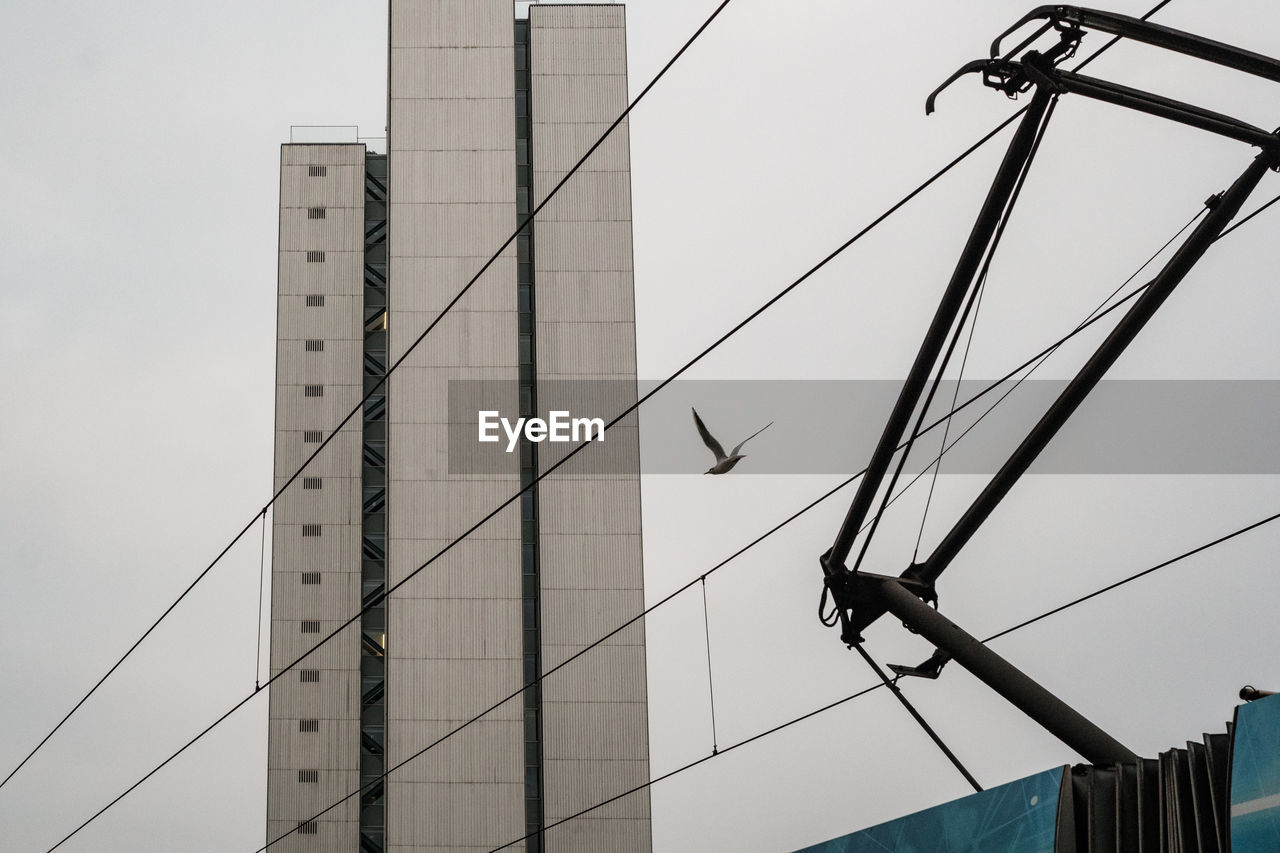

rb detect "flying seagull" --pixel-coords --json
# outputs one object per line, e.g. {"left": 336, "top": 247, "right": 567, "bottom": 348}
{"left": 692, "top": 407, "right": 772, "bottom": 474}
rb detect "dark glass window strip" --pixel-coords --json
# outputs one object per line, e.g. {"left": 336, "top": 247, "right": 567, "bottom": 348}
{"left": 514, "top": 20, "right": 545, "bottom": 853}
{"left": 360, "top": 152, "right": 389, "bottom": 853}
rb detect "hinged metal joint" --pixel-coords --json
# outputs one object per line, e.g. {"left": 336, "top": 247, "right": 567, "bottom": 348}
{"left": 822, "top": 565, "right": 937, "bottom": 647}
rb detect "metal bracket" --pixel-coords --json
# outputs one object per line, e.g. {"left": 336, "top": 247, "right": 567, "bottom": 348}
{"left": 824, "top": 569, "right": 937, "bottom": 647}
{"left": 992, "top": 5, "right": 1280, "bottom": 83}
{"left": 888, "top": 648, "right": 952, "bottom": 681}
{"left": 926, "top": 30, "right": 1082, "bottom": 114}
{"left": 930, "top": 5, "right": 1280, "bottom": 156}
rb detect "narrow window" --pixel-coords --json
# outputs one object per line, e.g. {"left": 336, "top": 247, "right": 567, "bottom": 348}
{"left": 306, "top": 251, "right": 326, "bottom": 263}
{"left": 301, "top": 620, "right": 321, "bottom": 633}
{"left": 303, "top": 430, "right": 323, "bottom": 443}
{"left": 303, "top": 477, "right": 322, "bottom": 490}
{"left": 307, "top": 207, "right": 326, "bottom": 220}
{"left": 305, "top": 294, "right": 325, "bottom": 307}
{"left": 301, "top": 571, "right": 321, "bottom": 585}
{"left": 297, "top": 820, "right": 318, "bottom": 834}
{"left": 304, "top": 385, "right": 323, "bottom": 397}
{"left": 299, "top": 669, "right": 320, "bottom": 683}
{"left": 307, "top": 165, "right": 327, "bottom": 177}
{"left": 525, "top": 765, "right": 540, "bottom": 797}
{"left": 302, "top": 524, "right": 321, "bottom": 537}
{"left": 305, "top": 339, "right": 324, "bottom": 352}
{"left": 298, "top": 770, "right": 319, "bottom": 783}
{"left": 524, "top": 654, "right": 537, "bottom": 685}
{"left": 299, "top": 719, "right": 320, "bottom": 733}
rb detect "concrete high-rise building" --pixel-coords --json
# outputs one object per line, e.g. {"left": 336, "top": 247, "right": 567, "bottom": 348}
{"left": 267, "top": 3, "right": 650, "bottom": 851}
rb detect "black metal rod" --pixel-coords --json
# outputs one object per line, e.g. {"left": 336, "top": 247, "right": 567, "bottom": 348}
{"left": 854, "top": 643, "right": 983, "bottom": 792}
{"left": 1060, "top": 6, "right": 1280, "bottom": 82}
{"left": 916, "top": 149, "right": 1278, "bottom": 582}
{"left": 875, "top": 578, "right": 1138, "bottom": 765}
{"left": 825, "top": 87, "right": 1055, "bottom": 571}
{"left": 1050, "top": 68, "right": 1279, "bottom": 150}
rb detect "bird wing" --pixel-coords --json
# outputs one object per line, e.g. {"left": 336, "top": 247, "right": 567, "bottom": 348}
{"left": 691, "top": 407, "right": 726, "bottom": 461}
{"left": 730, "top": 421, "right": 772, "bottom": 458}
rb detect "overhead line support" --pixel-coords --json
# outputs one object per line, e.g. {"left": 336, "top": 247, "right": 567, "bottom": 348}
{"left": 826, "top": 7, "right": 1280, "bottom": 646}
{"left": 821, "top": 3, "right": 1280, "bottom": 772}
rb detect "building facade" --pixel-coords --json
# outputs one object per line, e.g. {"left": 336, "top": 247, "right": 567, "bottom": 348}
{"left": 267, "top": 3, "right": 650, "bottom": 851}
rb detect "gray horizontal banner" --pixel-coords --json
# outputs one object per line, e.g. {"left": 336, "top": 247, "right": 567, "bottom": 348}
{"left": 446, "top": 379, "right": 1280, "bottom": 475}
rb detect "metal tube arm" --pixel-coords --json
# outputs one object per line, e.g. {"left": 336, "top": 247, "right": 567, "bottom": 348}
{"left": 875, "top": 577, "right": 1139, "bottom": 765}
{"left": 1032, "top": 59, "right": 1280, "bottom": 151}
{"left": 991, "top": 5, "right": 1280, "bottom": 83}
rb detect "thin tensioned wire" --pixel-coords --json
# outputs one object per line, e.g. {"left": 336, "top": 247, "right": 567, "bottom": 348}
{"left": 701, "top": 575, "right": 719, "bottom": 754}
{"left": 1217, "top": 190, "right": 1280, "bottom": 240}
{"left": 52, "top": 52, "right": 1041, "bottom": 853}
{"left": 849, "top": 94, "right": 1059, "bottom": 578}
{"left": 982, "top": 508, "right": 1280, "bottom": 644}
{"left": 53, "top": 179, "right": 1240, "bottom": 853}
{"left": 912, "top": 244, "right": 992, "bottom": 562}
{"left": 3, "top": 0, "right": 1180, "bottom": 803}
{"left": 255, "top": 509, "right": 267, "bottom": 690}
{"left": 40, "top": 1, "right": 1192, "bottom": 838}
{"left": 256, "top": 238, "right": 1264, "bottom": 851}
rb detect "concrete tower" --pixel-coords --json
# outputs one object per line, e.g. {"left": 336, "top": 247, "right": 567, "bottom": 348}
{"left": 267, "top": 3, "right": 650, "bottom": 851}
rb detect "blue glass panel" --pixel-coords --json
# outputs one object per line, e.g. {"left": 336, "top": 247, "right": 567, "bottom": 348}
{"left": 1232, "top": 693, "right": 1280, "bottom": 852}
{"left": 793, "top": 766, "right": 1062, "bottom": 853}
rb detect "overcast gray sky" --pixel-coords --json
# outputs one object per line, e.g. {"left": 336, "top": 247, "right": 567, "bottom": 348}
{"left": 2, "top": 2, "right": 1280, "bottom": 851}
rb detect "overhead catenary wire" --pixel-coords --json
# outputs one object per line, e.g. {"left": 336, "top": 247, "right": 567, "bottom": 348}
{"left": 490, "top": 682, "right": 887, "bottom": 853}
{"left": 37, "top": 0, "right": 1196, "bottom": 840}
{"left": 5, "top": 0, "right": 737, "bottom": 802}
{"left": 256, "top": 261, "right": 1206, "bottom": 849}
{"left": 260, "top": 275, "right": 1269, "bottom": 851}
{"left": 48, "top": 36, "right": 1047, "bottom": 853}
{"left": 487, "top": 505, "right": 1280, "bottom": 853}
{"left": 53, "top": 159, "right": 1262, "bottom": 852}
{"left": 700, "top": 576, "right": 720, "bottom": 755}
{"left": 981, "top": 508, "right": 1280, "bottom": 645}
{"left": 8, "top": 2, "right": 1189, "bottom": 808}
{"left": 19, "top": 0, "right": 1175, "bottom": 807}
{"left": 254, "top": 508, "right": 267, "bottom": 690}
{"left": 257, "top": 191, "right": 1251, "bottom": 850}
